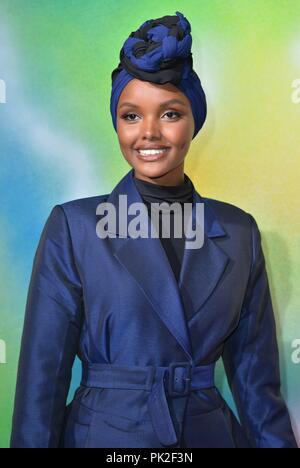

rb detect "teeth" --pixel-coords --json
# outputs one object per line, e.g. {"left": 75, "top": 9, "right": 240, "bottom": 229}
{"left": 138, "top": 148, "right": 168, "bottom": 156}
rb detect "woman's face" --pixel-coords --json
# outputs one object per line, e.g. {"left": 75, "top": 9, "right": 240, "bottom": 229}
{"left": 116, "top": 78, "right": 195, "bottom": 185}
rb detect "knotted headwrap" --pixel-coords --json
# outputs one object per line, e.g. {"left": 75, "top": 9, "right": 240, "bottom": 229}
{"left": 110, "top": 11, "right": 207, "bottom": 139}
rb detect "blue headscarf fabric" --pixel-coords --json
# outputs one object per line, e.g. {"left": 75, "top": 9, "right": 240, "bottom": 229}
{"left": 110, "top": 11, "right": 207, "bottom": 139}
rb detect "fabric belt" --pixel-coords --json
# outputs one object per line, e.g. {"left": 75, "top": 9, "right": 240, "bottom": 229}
{"left": 80, "top": 361, "right": 215, "bottom": 447}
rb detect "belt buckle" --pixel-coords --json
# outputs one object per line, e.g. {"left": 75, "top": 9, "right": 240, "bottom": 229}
{"left": 167, "top": 362, "right": 192, "bottom": 397}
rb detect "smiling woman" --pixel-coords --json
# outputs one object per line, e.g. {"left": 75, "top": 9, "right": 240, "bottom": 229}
{"left": 10, "top": 11, "right": 297, "bottom": 449}
{"left": 110, "top": 10, "right": 207, "bottom": 187}
{"left": 116, "top": 79, "right": 194, "bottom": 185}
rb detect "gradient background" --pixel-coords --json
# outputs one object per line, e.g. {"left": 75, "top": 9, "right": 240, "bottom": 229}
{"left": 0, "top": 0, "right": 299, "bottom": 448}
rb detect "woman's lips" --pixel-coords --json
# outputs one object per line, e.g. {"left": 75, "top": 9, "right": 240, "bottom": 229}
{"left": 135, "top": 147, "right": 170, "bottom": 161}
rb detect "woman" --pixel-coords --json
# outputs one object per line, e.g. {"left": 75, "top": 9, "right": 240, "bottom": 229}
{"left": 10, "top": 11, "right": 297, "bottom": 448}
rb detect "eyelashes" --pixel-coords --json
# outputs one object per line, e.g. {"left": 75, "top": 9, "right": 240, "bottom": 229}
{"left": 121, "top": 111, "right": 182, "bottom": 122}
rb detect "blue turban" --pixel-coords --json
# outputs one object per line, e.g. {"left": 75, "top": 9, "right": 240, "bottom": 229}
{"left": 110, "top": 11, "right": 207, "bottom": 139}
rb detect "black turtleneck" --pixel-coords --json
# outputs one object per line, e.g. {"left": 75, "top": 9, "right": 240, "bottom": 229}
{"left": 133, "top": 173, "right": 194, "bottom": 283}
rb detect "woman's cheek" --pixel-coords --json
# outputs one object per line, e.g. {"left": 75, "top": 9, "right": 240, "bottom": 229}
{"left": 123, "top": 125, "right": 139, "bottom": 141}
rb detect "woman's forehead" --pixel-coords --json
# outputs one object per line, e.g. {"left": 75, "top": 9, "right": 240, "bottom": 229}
{"left": 118, "top": 79, "right": 189, "bottom": 107}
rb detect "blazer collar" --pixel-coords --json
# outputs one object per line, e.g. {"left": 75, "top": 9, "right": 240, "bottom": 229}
{"left": 102, "top": 169, "right": 229, "bottom": 362}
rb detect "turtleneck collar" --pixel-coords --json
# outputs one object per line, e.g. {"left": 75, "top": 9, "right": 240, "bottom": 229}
{"left": 133, "top": 172, "right": 194, "bottom": 205}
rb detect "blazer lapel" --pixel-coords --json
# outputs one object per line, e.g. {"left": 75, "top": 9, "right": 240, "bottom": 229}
{"left": 102, "top": 169, "right": 228, "bottom": 361}
{"left": 178, "top": 190, "right": 229, "bottom": 322}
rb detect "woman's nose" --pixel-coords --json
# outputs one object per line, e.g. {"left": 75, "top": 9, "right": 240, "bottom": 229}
{"left": 141, "top": 117, "right": 162, "bottom": 139}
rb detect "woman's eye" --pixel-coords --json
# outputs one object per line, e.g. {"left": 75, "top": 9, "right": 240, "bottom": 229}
{"left": 163, "top": 111, "right": 181, "bottom": 119}
{"left": 122, "top": 113, "right": 138, "bottom": 121}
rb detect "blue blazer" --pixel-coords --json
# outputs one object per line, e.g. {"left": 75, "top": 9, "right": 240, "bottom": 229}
{"left": 10, "top": 169, "right": 297, "bottom": 448}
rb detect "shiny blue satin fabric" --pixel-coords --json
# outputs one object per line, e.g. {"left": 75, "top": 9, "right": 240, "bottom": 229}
{"left": 10, "top": 169, "right": 297, "bottom": 448}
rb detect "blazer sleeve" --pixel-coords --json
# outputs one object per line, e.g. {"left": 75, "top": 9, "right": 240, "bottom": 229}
{"left": 10, "top": 205, "right": 84, "bottom": 448}
{"left": 222, "top": 214, "right": 298, "bottom": 448}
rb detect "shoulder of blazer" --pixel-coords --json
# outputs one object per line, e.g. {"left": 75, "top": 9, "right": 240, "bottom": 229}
{"left": 201, "top": 196, "right": 254, "bottom": 228}
{"left": 57, "top": 194, "right": 110, "bottom": 217}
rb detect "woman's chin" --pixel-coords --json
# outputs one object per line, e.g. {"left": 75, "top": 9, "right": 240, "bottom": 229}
{"left": 133, "top": 163, "right": 171, "bottom": 179}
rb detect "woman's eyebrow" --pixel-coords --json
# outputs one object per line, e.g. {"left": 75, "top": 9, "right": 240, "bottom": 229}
{"left": 118, "top": 98, "right": 186, "bottom": 109}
